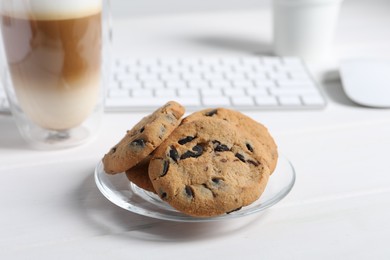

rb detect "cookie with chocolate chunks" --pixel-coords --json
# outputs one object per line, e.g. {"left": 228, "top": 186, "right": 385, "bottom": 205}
{"left": 125, "top": 156, "right": 156, "bottom": 193}
{"left": 103, "top": 101, "right": 185, "bottom": 174}
{"left": 182, "top": 108, "right": 278, "bottom": 174}
{"left": 149, "top": 117, "right": 270, "bottom": 217}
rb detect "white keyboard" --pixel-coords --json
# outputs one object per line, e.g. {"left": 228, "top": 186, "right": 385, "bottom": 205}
{"left": 0, "top": 56, "right": 326, "bottom": 113}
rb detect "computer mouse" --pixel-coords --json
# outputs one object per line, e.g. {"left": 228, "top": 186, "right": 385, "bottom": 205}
{"left": 339, "top": 59, "right": 390, "bottom": 108}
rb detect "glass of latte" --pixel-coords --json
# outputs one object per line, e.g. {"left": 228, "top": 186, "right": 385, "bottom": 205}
{"left": 0, "top": 0, "right": 110, "bottom": 149}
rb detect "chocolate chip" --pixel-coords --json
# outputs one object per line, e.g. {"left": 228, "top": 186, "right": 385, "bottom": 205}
{"left": 160, "top": 192, "right": 167, "bottom": 200}
{"left": 160, "top": 160, "right": 169, "bottom": 177}
{"left": 212, "top": 140, "right": 229, "bottom": 152}
{"left": 180, "top": 145, "right": 204, "bottom": 159}
{"left": 235, "top": 153, "right": 246, "bottom": 163}
{"left": 130, "top": 139, "right": 146, "bottom": 148}
{"left": 247, "top": 160, "right": 260, "bottom": 167}
{"left": 220, "top": 158, "right": 228, "bottom": 163}
{"left": 192, "top": 145, "right": 203, "bottom": 154}
{"left": 169, "top": 146, "right": 179, "bottom": 162}
{"left": 226, "top": 207, "right": 242, "bottom": 214}
{"left": 246, "top": 143, "right": 254, "bottom": 152}
{"left": 180, "top": 151, "right": 193, "bottom": 159}
{"left": 212, "top": 177, "right": 223, "bottom": 184}
{"left": 185, "top": 185, "right": 194, "bottom": 198}
{"left": 110, "top": 147, "right": 117, "bottom": 153}
{"left": 139, "top": 127, "right": 145, "bottom": 133}
{"left": 178, "top": 136, "right": 195, "bottom": 145}
{"left": 205, "top": 109, "right": 218, "bottom": 117}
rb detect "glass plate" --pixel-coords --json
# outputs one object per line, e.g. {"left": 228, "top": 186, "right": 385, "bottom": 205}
{"left": 94, "top": 155, "right": 295, "bottom": 222}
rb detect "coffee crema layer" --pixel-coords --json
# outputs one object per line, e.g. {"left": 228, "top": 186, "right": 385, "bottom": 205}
{"left": 1, "top": 10, "right": 102, "bottom": 131}
{"left": 0, "top": 0, "right": 102, "bottom": 20}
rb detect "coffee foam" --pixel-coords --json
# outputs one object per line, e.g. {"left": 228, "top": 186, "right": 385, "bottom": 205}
{"left": 1, "top": 0, "right": 102, "bottom": 20}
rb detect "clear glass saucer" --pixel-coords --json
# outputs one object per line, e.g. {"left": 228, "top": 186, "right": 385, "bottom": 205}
{"left": 94, "top": 155, "right": 295, "bottom": 222}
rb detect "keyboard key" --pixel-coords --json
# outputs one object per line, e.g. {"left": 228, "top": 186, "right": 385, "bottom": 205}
{"left": 166, "top": 80, "right": 187, "bottom": 89}
{"left": 159, "top": 72, "right": 181, "bottom": 81}
{"left": 178, "top": 88, "right": 200, "bottom": 98}
{"left": 255, "top": 96, "right": 279, "bottom": 106}
{"left": 175, "top": 97, "right": 202, "bottom": 107}
{"left": 201, "top": 88, "right": 223, "bottom": 97}
{"left": 182, "top": 72, "right": 203, "bottom": 81}
{"left": 203, "top": 72, "right": 224, "bottom": 80}
{"left": 247, "top": 88, "right": 268, "bottom": 96}
{"left": 106, "top": 97, "right": 167, "bottom": 109}
{"left": 302, "top": 94, "right": 326, "bottom": 106}
{"left": 268, "top": 71, "right": 289, "bottom": 80}
{"left": 132, "top": 89, "right": 153, "bottom": 97}
{"left": 232, "top": 80, "right": 254, "bottom": 88}
{"left": 108, "top": 89, "right": 130, "bottom": 97}
{"left": 155, "top": 89, "right": 176, "bottom": 97}
{"left": 246, "top": 72, "right": 267, "bottom": 80}
{"left": 143, "top": 80, "right": 165, "bottom": 89}
{"left": 224, "top": 88, "right": 246, "bottom": 96}
{"left": 138, "top": 73, "right": 159, "bottom": 81}
{"left": 270, "top": 87, "right": 317, "bottom": 96}
{"left": 276, "top": 79, "right": 314, "bottom": 88}
{"left": 278, "top": 96, "right": 302, "bottom": 106}
{"left": 188, "top": 80, "right": 209, "bottom": 88}
{"left": 232, "top": 96, "right": 255, "bottom": 106}
{"left": 254, "top": 79, "right": 276, "bottom": 88}
{"left": 210, "top": 80, "right": 231, "bottom": 88}
{"left": 225, "top": 72, "right": 246, "bottom": 80}
{"left": 121, "top": 81, "right": 142, "bottom": 89}
{"left": 202, "top": 96, "right": 230, "bottom": 106}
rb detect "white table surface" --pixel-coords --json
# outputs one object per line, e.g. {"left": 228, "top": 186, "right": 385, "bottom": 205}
{"left": 1, "top": 0, "right": 390, "bottom": 259}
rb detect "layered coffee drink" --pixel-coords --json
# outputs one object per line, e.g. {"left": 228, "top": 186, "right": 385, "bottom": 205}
{"left": 1, "top": 0, "right": 102, "bottom": 131}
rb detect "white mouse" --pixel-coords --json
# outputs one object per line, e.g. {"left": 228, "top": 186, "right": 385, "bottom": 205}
{"left": 339, "top": 59, "right": 390, "bottom": 108}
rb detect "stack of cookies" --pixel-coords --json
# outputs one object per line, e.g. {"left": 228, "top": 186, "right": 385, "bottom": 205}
{"left": 102, "top": 101, "right": 278, "bottom": 217}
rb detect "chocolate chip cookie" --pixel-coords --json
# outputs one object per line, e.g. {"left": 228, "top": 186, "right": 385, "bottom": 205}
{"left": 182, "top": 108, "right": 278, "bottom": 173}
{"left": 149, "top": 117, "right": 271, "bottom": 217}
{"left": 103, "top": 101, "right": 185, "bottom": 174}
{"left": 125, "top": 156, "right": 156, "bottom": 193}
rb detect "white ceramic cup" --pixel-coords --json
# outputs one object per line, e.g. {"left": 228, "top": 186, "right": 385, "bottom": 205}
{"left": 0, "top": 0, "right": 111, "bottom": 149}
{"left": 273, "top": 0, "right": 343, "bottom": 61}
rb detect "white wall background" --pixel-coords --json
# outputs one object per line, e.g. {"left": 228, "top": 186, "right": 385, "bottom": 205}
{"left": 111, "top": 0, "right": 271, "bottom": 17}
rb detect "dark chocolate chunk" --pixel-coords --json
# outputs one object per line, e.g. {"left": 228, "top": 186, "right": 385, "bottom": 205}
{"left": 180, "top": 151, "right": 193, "bottom": 160}
{"left": 246, "top": 143, "right": 254, "bottom": 152}
{"left": 235, "top": 153, "right": 246, "bottom": 163}
{"left": 130, "top": 139, "right": 146, "bottom": 148}
{"left": 215, "top": 144, "right": 230, "bottom": 152}
{"left": 205, "top": 109, "right": 218, "bottom": 117}
{"left": 212, "top": 140, "right": 229, "bottom": 152}
{"left": 169, "top": 146, "right": 179, "bottom": 162}
{"left": 160, "top": 192, "right": 167, "bottom": 200}
{"left": 247, "top": 160, "right": 260, "bottom": 167}
{"left": 110, "top": 147, "right": 117, "bottom": 153}
{"left": 212, "top": 177, "right": 223, "bottom": 184}
{"left": 185, "top": 185, "right": 194, "bottom": 198}
{"left": 160, "top": 160, "right": 169, "bottom": 177}
{"left": 140, "top": 127, "right": 145, "bottom": 133}
{"left": 180, "top": 145, "right": 204, "bottom": 159}
{"left": 192, "top": 145, "right": 203, "bottom": 154}
{"left": 178, "top": 136, "right": 195, "bottom": 145}
{"left": 226, "top": 207, "right": 242, "bottom": 214}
